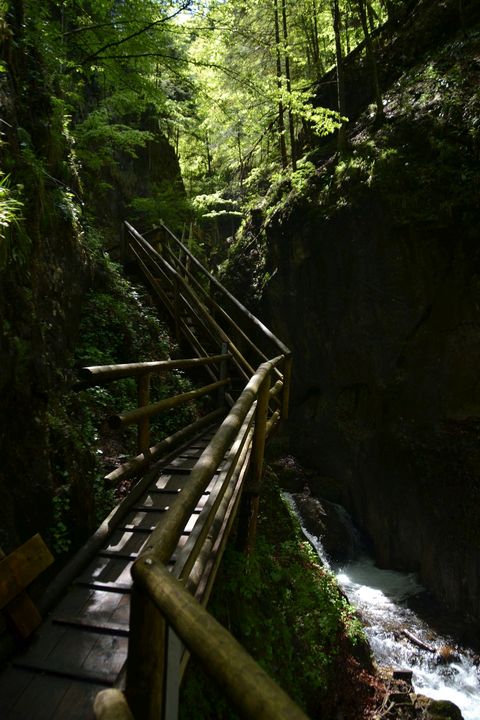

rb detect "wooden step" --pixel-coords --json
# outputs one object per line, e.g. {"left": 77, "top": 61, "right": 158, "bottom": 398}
{"left": 14, "top": 658, "right": 118, "bottom": 687}
{"left": 52, "top": 616, "right": 129, "bottom": 637}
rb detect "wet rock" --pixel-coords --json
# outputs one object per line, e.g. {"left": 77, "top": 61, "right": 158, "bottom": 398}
{"left": 436, "top": 645, "right": 461, "bottom": 665}
{"left": 292, "top": 493, "right": 362, "bottom": 563}
{"left": 306, "top": 475, "right": 345, "bottom": 505}
{"left": 415, "top": 696, "right": 464, "bottom": 720}
{"left": 392, "top": 669, "right": 413, "bottom": 685}
{"left": 269, "top": 455, "right": 307, "bottom": 492}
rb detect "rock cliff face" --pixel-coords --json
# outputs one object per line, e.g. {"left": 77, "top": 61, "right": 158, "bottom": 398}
{"left": 261, "top": 8, "right": 480, "bottom": 629}
{"left": 264, "top": 198, "right": 480, "bottom": 625}
{"left": 0, "top": 22, "right": 91, "bottom": 550}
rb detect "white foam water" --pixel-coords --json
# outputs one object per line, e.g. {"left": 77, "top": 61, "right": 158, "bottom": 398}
{"left": 284, "top": 493, "right": 480, "bottom": 720}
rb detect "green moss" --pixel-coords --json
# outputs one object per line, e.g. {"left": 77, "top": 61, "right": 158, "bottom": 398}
{"left": 180, "top": 471, "right": 369, "bottom": 719}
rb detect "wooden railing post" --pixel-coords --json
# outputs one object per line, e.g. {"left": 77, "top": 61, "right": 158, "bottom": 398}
{"left": 126, "top": 583, "right": 168, "bottom": 720}
{"left": 218, "top": 342, "right": 229, "bottom": 408}
{"left": 120, "top": 222, "right": 127, "bottom": 267}
{"left": 173, "top": 275, "right": 181, "bottom": 343}
{"left": 163, "top": 627, "right": 182, "bottom": 720}
{"left": 94, "top": 690, "right": 134, "bottom": 720}
{"left": 237, "top": 371, "right": 271, "bottom": 553}
{"left": 282, "top": 354, "right": 293, "bottom": 421}
{"left": 137, "top": 372, "right": 151, "bottom": 457}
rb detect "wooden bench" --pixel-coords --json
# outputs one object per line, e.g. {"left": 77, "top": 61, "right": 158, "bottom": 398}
{"left": 0, "top": 534, "right": 54, "bottom": 639}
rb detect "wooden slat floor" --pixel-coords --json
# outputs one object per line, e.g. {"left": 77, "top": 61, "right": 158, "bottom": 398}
{"left": 0, "top": 428, "right": 222, "bottom": 720}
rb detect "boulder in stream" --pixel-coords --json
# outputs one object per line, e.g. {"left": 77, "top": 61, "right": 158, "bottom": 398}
{"left": 415, "top": 696, "right": 464, "bottom": 720}
{"left": 292, "top": 492, "right": 363, "bottom": 564}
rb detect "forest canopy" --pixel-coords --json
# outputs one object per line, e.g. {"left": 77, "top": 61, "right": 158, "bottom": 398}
{"left": 0, "top": 0, "right": 396, "bottom": 245}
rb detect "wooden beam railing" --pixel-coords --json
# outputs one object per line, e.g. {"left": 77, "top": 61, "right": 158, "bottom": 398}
{"left": 124, "top": 221, "right": 292, "bottom": 409}
{"left": 90, "top": 222, "right": 297, "bottom": 720}
{"left": 120, "top": 357, "right": 306, "bottom": 720}
{"left": 127, "top": 227, "right": 253, "bottom": 388}
{"left": 81, "top": 354, "right": 231, "bottom": 483}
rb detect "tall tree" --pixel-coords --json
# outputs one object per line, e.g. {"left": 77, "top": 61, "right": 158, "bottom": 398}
{"left": 332, "top": 0, "right": 348, "bottom": 154}
{"left": 355, "top": 0, "right": 385, "bottom": 122}
{"left": 281, "top": 0, "right": 297, "bottom": 170}
{"left": 274, "top": 0, "right": 288, "bottom": 169}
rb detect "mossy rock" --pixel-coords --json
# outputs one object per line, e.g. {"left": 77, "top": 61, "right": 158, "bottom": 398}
{"left": 425, "top": 699, "right": 464, "bottom": 720}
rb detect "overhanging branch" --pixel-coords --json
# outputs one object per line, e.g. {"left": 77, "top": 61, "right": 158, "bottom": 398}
{"left": 80, "top": 2, "right": 192, "bottom": 64}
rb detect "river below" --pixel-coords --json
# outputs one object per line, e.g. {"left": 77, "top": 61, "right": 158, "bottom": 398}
{"left": 284, "top": 493, "right": 480, "bottom": 720}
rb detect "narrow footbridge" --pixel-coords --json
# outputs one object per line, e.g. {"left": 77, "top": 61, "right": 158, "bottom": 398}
{"left": 0, "top": 224, "right": 306, "bottom": 719}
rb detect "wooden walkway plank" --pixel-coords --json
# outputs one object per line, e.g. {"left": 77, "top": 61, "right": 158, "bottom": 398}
{"left": 103, "top": 529, "right": 151, "bottom": 555}
{"left": 82, "top": 633, "right": 128, "bottom": 676}
{"left": 77, "top": 556, "right": 134, "bottom": 587}
{"left": 0, "top": 424, "right": 242, "bottom": 719}
{"left": 0, "top": 667, "right": 35, "bottom": 716}
{"left": 6, "top": 673, "right": 71, "bottom": 720}
{"left": 51, "top": 681, "right": 103, "bottom": 720}
{"left": 54, "top": 587, "right": 127, "bottom": 629}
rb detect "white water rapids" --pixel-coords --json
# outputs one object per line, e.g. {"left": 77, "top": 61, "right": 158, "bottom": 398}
{"left": 284, "top": 493, "right": 480, "bottom": 720}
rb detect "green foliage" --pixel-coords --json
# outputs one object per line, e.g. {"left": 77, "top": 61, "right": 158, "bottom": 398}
{"left": 74, "top": 110, "right": 154, "bottom": 172}
{"left": 93, "top": 476, "right": 116, "bottom": 527}
{"left": 76, "top": 253, "right": 171, "bottom": 367}
{"left": 129, "top": 180, "right": 192, "bottom": 232}
{"left": 43, "top": 240, "right": 181, "bottom": 553}
{"left": 178, "top": 0, "right": 384, "bottom": 206}
{"left": 0, "top": 172, "right": 25, "bottom": 268}
{"left": 180, "top": 475, "right": 367, "bottom": 719}
{"left": 191, "top": 192, "right": 241, "bottom": 218}
{"left": 0, "top": 172, "right": 23, "bottom": 233}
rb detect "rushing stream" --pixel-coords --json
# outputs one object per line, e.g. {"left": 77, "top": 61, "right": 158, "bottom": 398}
{"left": 284, "top": 493, "right": 480, "bottom": 720}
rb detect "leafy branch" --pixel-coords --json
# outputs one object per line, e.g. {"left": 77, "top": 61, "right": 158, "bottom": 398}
{"left": 80, "top": 2, "right": 192, "bottom": 64}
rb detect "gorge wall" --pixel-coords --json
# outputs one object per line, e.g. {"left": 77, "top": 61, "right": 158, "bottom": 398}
{"left": 264, "top": 198, "right": 480, "bottom": 627}
{"left": 261, "top": 6, "right": 480, "bottom": 630}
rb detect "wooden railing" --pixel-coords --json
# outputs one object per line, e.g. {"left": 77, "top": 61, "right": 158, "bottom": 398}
{"left": 80, "top": 354, "right": 231, "bottom": 485}
{"left": 91, "top": 223, "right": 301, "bottom": 720}
{"left": 125, "top": 220, "right": 292, "bottom": 413}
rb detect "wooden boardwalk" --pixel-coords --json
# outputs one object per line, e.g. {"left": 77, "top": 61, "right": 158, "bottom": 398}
{"left": 0, "top": 426, "right": 224, "bottom": 720}
{"left": 0, "top": 221, "right": 295, "bottom": 720}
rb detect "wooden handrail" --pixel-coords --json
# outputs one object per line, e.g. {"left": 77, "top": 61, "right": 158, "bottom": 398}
{"left": 124, "top": 357, "right": 293, "bottom": 720}
{"left": 80, "top": 354, "right": 230, "bottom": 383}
{"left": 127, "top": 228, "right": 257, "bottom": 382}
{"left": 155, "top": 221, "right": 291, "bottom": 357}
{"left": 104, "top": 409, "right": 225, "bottom": 485}
{"left": 164, "top": 242, "right": 273, "bottom": 368}
{"left": 108, "top": 378, "right": 230, "bottom": 429}
{"left": 90, "top": 223, "right": 296, "bottom": 720}
{"left": 132, "top": 560, "right": 309, "bottom": 720}
{"left": 141, "top": 357, "right": 282, "bottom": 565}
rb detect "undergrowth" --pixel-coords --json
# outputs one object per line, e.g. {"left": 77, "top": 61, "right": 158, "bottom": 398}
{"left": 180, "top": 471, "right": 368, "bottom": 719}
{"left": 46, "top": 248, "right": 196, "bottom": 554}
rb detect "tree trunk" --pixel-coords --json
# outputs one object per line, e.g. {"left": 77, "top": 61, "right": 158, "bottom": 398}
{"left": 344, "top": 2, "right": 351, "bottom": 55}
{"left": 274, "top": 0, "right": 288, "bottom": 169}
{"left": 356, "top": 0, "right": 384, "bottom": 123}
{"left": 332, "top": 0, "right": 348, "bottom": 155}
{"left": 281, "top": 0, "right": 296, "bottom": 170}
{"left": 312, "top": 1, "right": 322, "bottom": 76}
{"left": 205, "top": 131, "right": 212, "bottom": 176}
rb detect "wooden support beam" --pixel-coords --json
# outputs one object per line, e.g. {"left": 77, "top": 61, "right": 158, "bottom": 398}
{"left": 137, "top": 372, "right": 151, "bottom": 456}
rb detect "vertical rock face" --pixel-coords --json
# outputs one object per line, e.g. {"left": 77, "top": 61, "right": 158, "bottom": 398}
{"left": 263, "top": 197, "right": 480, "bottom": 629}
{"left": 256, "top": 0, "right": 480, "bottom": 632}
{"left": 0, "top": 16, "right": 91, "bottom": 550}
